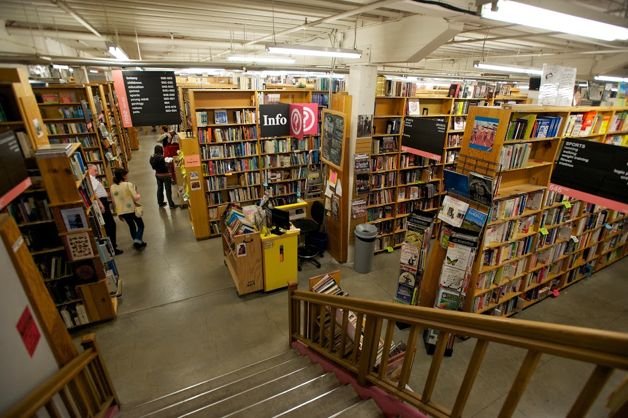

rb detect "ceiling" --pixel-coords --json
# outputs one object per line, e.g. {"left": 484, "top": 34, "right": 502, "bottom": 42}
{"left": 0, "top": 0, "right": 627, "bottom": 78}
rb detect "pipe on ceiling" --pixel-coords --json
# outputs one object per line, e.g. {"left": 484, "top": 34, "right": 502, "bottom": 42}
{"left": 49, "top": 0, "right": 103, "bottom": 39}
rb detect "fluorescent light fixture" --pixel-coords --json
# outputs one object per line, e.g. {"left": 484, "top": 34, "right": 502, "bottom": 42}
{"left": 89, "top": 69, "right": 99, "bottom": 74}
{"left": 175, "top": 68, "right": 227, "bottom": 75}
{"left": 474, "top": 62, "right": 542, "bottom": 76}
{"left": 52, "top": 64, "right": 70, "bottom": 70}
{"left": 266, "top": 45, "right": 362, "bottom": 59}
{"left": 227, "top": 55, "right": 295, "bottom": 64}
{"left": 108, "top": 45, "right": 129, "bottom": 61}
{"left": 594, "top": 75, "right": 628, "bottom": 83}
{"left": 480, "top": 1, "right": 628, "bottom": 42}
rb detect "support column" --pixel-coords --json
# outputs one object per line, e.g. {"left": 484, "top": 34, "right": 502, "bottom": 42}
{"left": 346, "top": 65, "right": 378, "bottom": 263}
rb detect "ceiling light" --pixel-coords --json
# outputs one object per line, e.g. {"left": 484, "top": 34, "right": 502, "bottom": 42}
{"left": 89, "top": 69, "right": 99, "bottom": 74}
{"left": 266, "top": 45, "right": 362, "bottom": 59}
{"left": 107, "top": 44, "right": 129, "bottom": 61}
{"left": 227, "top": 55, "right": 295, "bottom": 64}
{"left": 52, "top": 64, "right": 70, "bottom": 70}
{"left": 474, "top": 62, "right": 542, "bottom": 76}
{"left": 175, "top": 68, "right": 227, "bottom": 75}
{"left": 480, "top": 1, "right": 628, "bottom": 42}
{"left": 594, "top": 75, "right": 628, "bottom": 83}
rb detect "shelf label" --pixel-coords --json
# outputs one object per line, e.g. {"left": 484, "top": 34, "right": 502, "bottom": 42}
{"left": 386, "top": 246, "right": 394, "bottom": 253}
{"left": 539, "top": 227, "right": 549, "bottom": 236}
{"left": 562, "top": 200, "right": 572, "bottom": 209}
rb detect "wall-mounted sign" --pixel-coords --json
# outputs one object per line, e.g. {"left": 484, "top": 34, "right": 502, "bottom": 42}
{"left": 321, "top": 109, "right": 346, "bottom": 171}
{"left": 550, "top": 139, "right": 628, "bottom": 212}
{"left": 259, "top": 104, "right": 290, "bottom": 137}
{"left": 290, "top": 103, "right": 318, "bottom": 139}
{"left": 402, "top": 117, "right": 447, "bottom": 161}
{"left": 122, "top": 71, "right": 181, "bottom": 126}
{"left": 111, "top": 70, "right": 133, "bottom": 128}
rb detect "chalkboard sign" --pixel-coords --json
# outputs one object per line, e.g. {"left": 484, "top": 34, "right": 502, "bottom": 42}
{"left": 122, "top": 71, "right": 180, "bottom": 126}
{"left": 402, "top": 117, "right": 447, "bottom": 161}
{"left": 550, "top": 139, "right": 628, "bottom": 212}
{"left": 321, "top": 110, "right": 346, "bottom": 171}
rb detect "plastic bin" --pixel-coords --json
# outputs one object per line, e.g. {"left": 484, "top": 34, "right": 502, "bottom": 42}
{"left": 354, "top": 224, "right": 378, "bottom": 273}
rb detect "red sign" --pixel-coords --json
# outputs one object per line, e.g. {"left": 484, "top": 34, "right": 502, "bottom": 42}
{"left": 112, "top": 70, "right": 133, "bottom": 128}
{"left": 16, "top": 306, "right": 40, "bottom": 357}
{"left": 289, "top": 103, "right": 318, "bottom": 139}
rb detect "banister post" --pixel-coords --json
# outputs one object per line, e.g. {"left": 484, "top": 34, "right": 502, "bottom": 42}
{"left": 357, "top": 315, "right": 378, "bottom": 386}
{"left": 80, "top": 333, "right": 120, "bottom": 406}
{"left": 288, "top": 282, "right": 298, "bottom": 346}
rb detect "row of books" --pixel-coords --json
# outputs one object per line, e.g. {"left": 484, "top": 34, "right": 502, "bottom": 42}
{"left": 197, "top": 126, "right": 258, "bottom": 143}
{"left": 371, "top": 155, "right": 397, "bottom": 171}
{"left": 38, "top": 92, "right": 79, "bottom": 104}
{"left": 196, "top": 109, "right": 256, "bottom": 126}
{"left": 46, "top": 122, "right": 89, "bottom": 135}
{"left": 539, "top": 202, "right": 581, "bottom": 227}
{"left": 445, "top": 150, "right": 459, "bottom": 164}
{"left": 311, "top": 92, "right": 329, "bottom": 107}
{"left": 497, "top": 143, "right": 532, "bottom": 171}
{"left": 84, "top": 149, "right": 102, "bottom": 161}
{"left": 206, "top": 173, "right": 260, "bottom": 190}
{"left": 372, "top": 136, "right": 398, "bottom": 154}
{"left": 70, "top": 152, "right": 86, "bottom": 180}
{"left": 262, "top": 153, "right": 307, "bottom": 168}
{"left": 264, "top": 167, "right": 307, "bottom": 183}
{"left": 399, "top": 154, "right": 437, "bottom": 168}
{"left": 452, "top": 100, "right": 485, "bottom": 115}
{"left": 202, "top": 158, "right": 259, "bottom": 175}
{"left": 374, "top": 233, "right": 405, "bottom": 251}
{"left": 262, "top": 138, "right": 308, "bottom": 154}
{"left": 482, "top": 234, "right": 535, "bottom": 267}
{"left": 370, "top": 172, "right": 397, "bottom": 189}
{"left": 50, "top": 106, "right": 86, "bottom": 119}
{"left": 448, "top": 81, "right": 494, "bottom": 99}
{"left": 398, "top": 184, "right": 438, "bottom": 201}
{"left": 605, "top": 134, "right": 627, "bottom": 146}
{"left": 7, "top": 196, "right": 53, "bottom": 224}
{"left": 399, "top": 168, "right": 435, "bottom": 184}
{"left": 201, "top": 142, "right": 258, "bottom": 159}
{"left": 49, "top": 135, "right": 99, "bottom": 148}
{"left": 537, "top": 226, "right": 572, "bottom": 248}
{"left": 376, "top": 78, "right": 417, "bottom": 97}
{"left": 374, "top": 219, "right": 395, "bottom": 235}
{"left": 397, "top": 197, "right": 441, "bottom": 214}
{"left": 476, "top": 257, "right": 528, "bottom": 290}
{"left": 368, "top": 205, "right": 394, "bottom": 222}
{"left": 485, "top": 215, "right": 536, "bottom": 244}
{"left": 227, "top": 187, "right": 260, "bottom": 203}
{"left": 447, "top": 133, "right": 462, "bottom": 148}
{"left": 506, "top": 115, "right": 563, "bottom": 140}
{"left": 316, "top": 78, "right": 345, "bottom": 93}
{"left": 267, "top": 180, "right": 305, "bottom": 196}
{"left": 368, "top": 189, "right": 395, "bottom": 206}
{"left": 490, "top": 191, "right": 543, "bottom": 222}
{"left": 59, "top": 304, "right": 91, "bottom": 329}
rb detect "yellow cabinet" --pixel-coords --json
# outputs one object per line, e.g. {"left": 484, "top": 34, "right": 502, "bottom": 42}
{"left": 261, "top": 229, "right": 299, "bottom": 291}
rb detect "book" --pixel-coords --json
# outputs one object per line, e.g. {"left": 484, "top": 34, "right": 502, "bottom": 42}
{"left": 443, "top": 169, "right": 470, "bottom": 198}
{"left": 438, "top": 195, "right": 469, "bottom": 227}
{"left": 214, "top": 110, "right": 228, "bottom": 124}
{"left": 461, "top": 208, "right": 488, "bottom": 234}
{"left": 469, "top": 172, "right": 495, "bottom": 206}
{"left": 435, "top": 288, "right": 463, "bottom": 310}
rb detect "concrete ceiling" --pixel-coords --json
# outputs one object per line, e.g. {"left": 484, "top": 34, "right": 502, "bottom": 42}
{"left": 0, "top": 0, "right": 627, "bottom": 78}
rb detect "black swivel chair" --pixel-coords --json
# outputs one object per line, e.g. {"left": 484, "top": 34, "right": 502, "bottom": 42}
{"left": 293, "top": 201, "right": 327, "bottom": 271}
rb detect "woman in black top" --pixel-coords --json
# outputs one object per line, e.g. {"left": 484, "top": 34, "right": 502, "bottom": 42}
{"left": 149, "top": 145, "right": 177, "bottom": 208}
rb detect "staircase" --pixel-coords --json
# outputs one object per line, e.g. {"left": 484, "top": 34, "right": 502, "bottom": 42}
{"left": 122, "top": 349, "right": 384, "bottom": 418}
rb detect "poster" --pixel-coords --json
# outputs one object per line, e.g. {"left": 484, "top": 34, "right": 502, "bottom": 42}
{"left": 65, "top": 232, "right": 94, "bottom": 261}
{"left": 357, "top": 114, "right": 373, "bottom": 138}
{"left": 469, "top": 116, "right": 499, "bottom": 152}
{"left": 539, "top": 64, "right": 577, "bottom": 106}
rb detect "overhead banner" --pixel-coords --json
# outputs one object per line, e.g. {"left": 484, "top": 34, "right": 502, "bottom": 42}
{"left": 289, "top": 103, "right": 318, "bottom": 139}
{"left": 259, "top": 104, "right": 290, "bottom": 137}
{"left": 401, "top": 117, "right": 447, "bottom": 161}
{"left": 550, "top": 139, "right": 628, "bottom": 212}
{"left": 122, "top": 71, "right": 180, "bottom": 126}
{"left": 111, "top": 70, "right": 133, "bottom": 128}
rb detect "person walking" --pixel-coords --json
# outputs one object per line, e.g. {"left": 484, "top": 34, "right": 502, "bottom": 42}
{"left": 110, "top": 168, "right": 147, "bottom": 250}
{"left": 87, "top": 164, "right": 123, "bottom": 255}
{"left": 149, "top": 144, "right": 177, "bottom": 209}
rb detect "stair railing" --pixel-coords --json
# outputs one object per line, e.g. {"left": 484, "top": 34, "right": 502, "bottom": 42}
{"left": 288, "top": 285, "right": 628, "bottom": 418}
{"left": 3, "top": 334, "right": 119, "bottom": 418}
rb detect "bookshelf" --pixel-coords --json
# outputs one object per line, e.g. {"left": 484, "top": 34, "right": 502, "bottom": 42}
{"left": 33, "top": 143, "right": 119, "bottom": 329}
{"left": 98, "top": 82, "right": 133, "bottom": 163}
{"left": 444, "top": 105, "right": 627, "bottom": 318}
{"left": 32, "top": 85, "right": 111, "bottom": 189}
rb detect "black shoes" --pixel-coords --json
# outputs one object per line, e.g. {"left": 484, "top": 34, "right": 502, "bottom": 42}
{"left": 158, "top": 202, "right": 167, "bottom": 207}
{"left": 114, "top": 249, "right": 124, "bottom": 255}
{"left": 133, "top": 242, "right": 147, "bottom": 250}
{"left": 169, "top": 204, "right": 178, "bottom": 209}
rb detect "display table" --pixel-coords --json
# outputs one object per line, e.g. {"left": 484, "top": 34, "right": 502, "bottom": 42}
{"left": 261, "top": 228, "right": 300, "bottom": 292}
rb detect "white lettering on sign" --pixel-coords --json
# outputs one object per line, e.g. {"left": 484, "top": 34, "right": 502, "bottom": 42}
{"left": 303, "top": 106, "right": 316, "bottom": 132}
{"left": 262, "top": 113, "right": 287, "bottom": 126}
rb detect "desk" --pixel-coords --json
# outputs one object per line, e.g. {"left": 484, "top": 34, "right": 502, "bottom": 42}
{"left": 261, "top": 228, "right": 299, "bottom": 291}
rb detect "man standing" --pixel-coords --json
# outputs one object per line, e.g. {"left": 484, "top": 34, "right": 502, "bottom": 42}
{"left": 88, "top": 164, "right": 123, "bottom": 255}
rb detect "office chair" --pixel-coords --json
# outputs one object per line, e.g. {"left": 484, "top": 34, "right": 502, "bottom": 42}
{"left": 293, "top": 200, "right": 327, "bottom": 271}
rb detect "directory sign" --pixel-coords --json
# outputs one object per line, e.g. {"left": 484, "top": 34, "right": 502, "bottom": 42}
{"left": 122, "top": 71, "right": 180, "bottom": 126}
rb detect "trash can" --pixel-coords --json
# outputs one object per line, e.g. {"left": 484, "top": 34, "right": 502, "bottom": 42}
{"left": 354, "top": 223, "right": 378, "bottom": 273}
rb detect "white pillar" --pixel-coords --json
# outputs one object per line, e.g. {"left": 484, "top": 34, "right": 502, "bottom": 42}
{"left": 346, "top": 64, "right": 378, "bottom": 263}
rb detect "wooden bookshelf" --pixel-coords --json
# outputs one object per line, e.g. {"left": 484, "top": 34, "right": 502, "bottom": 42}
{"left": 33, "top": 143, "right": 120, "bottom": 329}
{"left": 32, "top": 85, "right": 111, "bottom": 189}
{"left": 445, "top": 104, "right": 628, "bottom": 318}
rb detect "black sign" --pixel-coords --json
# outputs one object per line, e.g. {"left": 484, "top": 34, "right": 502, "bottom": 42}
{"left": 259, "top": 104, "right": 290, "bottom": 137}
{"left": 551, "top": 139, "right": 628, "bottom": 206}
{"left": 402, "top": 117, "right": 447, "bottom": 161}
{"left": 321, "top": 111, "right": 345, "bottom": 170}
{"left": 122, "top": 71, "right": 180, "bottom": 126}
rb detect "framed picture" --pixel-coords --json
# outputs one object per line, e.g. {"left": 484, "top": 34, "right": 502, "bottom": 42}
{"left": 236, "top": 243, "right": 247, "bottom": 257}
{"left": 321, "top": 109, "right": 346, "bottom": 171}
{"left": 60, "top": 206, "right": 88, "bottom": 231}
{"left": 64, "top": 232, "right": 94, "bottom": 261}
{"left": 357, "top": 114, "right": 373, "bottom": 138}
{"left": 214, "top": 110, "right": 228, "bottom": 124}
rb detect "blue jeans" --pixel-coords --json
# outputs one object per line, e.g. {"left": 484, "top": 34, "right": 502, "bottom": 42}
{"left": 120, "top": 213, "right": 144, "bottom": 243}
{"left": 156, "top": 175, "right": 175, "bottom": 206}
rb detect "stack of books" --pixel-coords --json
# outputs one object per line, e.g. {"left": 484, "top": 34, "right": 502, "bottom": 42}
{"left": 224, "top": 207, "right": 256, "bottom": 235}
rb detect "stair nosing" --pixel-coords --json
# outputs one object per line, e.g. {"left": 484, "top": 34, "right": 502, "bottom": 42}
{"left": 272, "top": 384, "right": 347, "bottom": 418}
{"left": 128, "top": 350, "right": 295, "bottom": 410}
{"left": 327, "top": 399, "right": 367, "bottom": 418}
{"left": 136, "top": 357, "right": 309, "bottom": 417}
{"left": 218, "top": 372, "right": 333, "bottom": 418}
{"left": 177, "top": 365, "right": 323, "bottom": 417}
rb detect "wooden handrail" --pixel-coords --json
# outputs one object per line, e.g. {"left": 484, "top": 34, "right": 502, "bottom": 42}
{"left": 3, "top": 334, "right": 118, "bottom": 418}
{"left": 292, "top": 290, "right": 628, "bottom": 367}
{"left": 289, "top": 288, "right": 628, "bottom": 417}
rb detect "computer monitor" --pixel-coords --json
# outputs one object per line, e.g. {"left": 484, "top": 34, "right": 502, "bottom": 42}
{"left": 270, "top": 208, "right": 290, "bottom": 235}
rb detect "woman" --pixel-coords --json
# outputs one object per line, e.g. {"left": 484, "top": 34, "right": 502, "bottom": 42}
{"left": 111, "top": 168, "right": 147, "bottom": 249}
{"left": 149, "top": 145, "right": 177, "bottom": 208}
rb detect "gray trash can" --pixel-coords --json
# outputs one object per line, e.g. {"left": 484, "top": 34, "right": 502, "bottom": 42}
{"left": 354, "top": 223, "right": 378, "bottom": 273}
